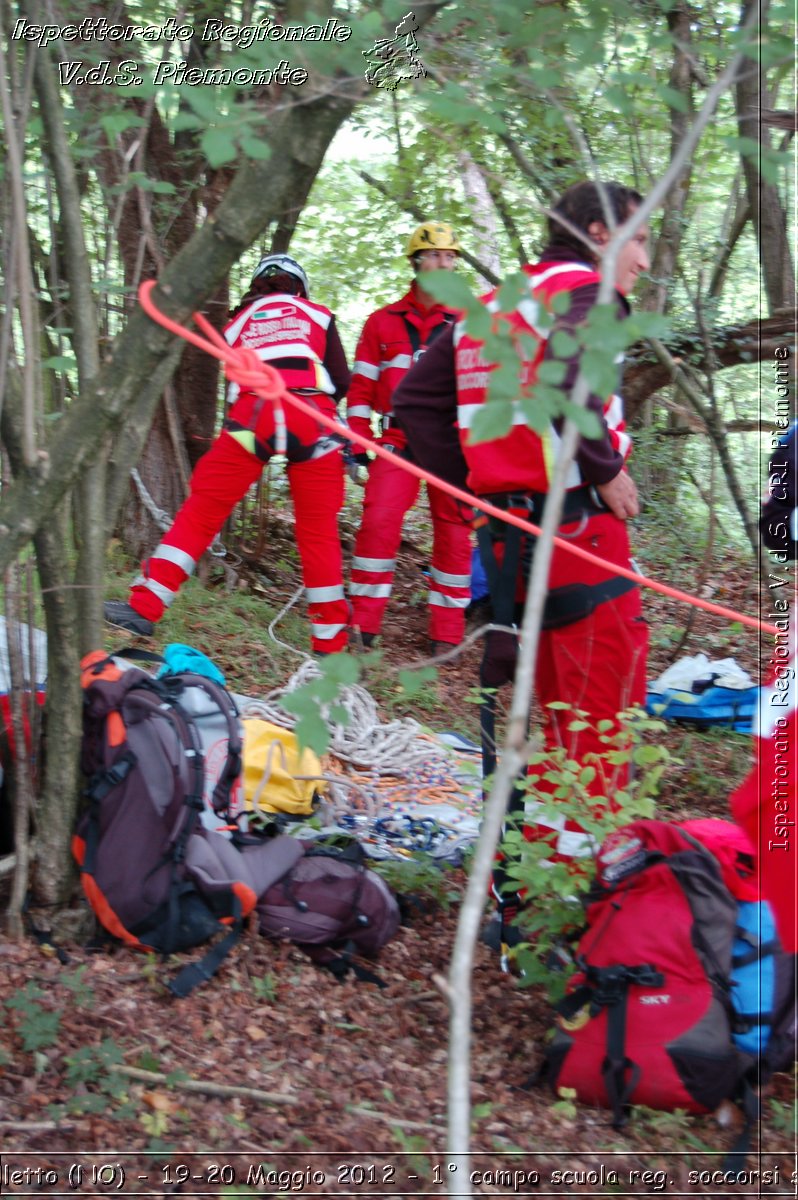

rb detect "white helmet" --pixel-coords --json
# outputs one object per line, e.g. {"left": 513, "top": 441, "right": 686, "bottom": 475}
{"left": 251, "top": 253, "right": 309, "bottom": 297}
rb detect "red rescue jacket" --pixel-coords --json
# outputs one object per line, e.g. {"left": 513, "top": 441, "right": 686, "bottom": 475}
{"left": 224, "top": 293, "right": 345, "bottom": 399}
{"left": 454, "top": 261, "right": 631, "bottom": 496}
{"left": 347, "top": 286, "right": 458, "bottom": 450}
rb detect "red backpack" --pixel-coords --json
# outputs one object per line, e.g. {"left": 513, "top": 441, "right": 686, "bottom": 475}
{"left": 538, "top": 820, "right": 747, "bottom": 1125}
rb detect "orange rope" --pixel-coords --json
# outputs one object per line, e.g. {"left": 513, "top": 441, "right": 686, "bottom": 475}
{"left": 138, "top": 281, "right": 778, "bottom": 637}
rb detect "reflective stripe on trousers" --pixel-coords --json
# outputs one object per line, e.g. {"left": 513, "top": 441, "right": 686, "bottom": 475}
{"left": 350, "top": 451, "right": 472, "bottom": 642}
{"left": 129, "top": 427, "right": 348, "bottom": 653}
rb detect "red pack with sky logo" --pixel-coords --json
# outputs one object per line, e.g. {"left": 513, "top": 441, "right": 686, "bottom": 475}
{"left": 539, "top": 819, "right": 747, "bottom": 1124}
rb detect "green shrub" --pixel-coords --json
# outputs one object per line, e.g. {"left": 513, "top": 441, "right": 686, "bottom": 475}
{"left": 496, "top": 707, "right": 676, "bottom": 995}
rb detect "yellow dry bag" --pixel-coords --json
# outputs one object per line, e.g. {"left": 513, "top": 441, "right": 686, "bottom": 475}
{"left": 241, "top": 719, "right": 323, "bottom": 816}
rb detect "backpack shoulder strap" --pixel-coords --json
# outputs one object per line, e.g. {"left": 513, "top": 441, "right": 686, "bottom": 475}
{"left": 161, "top": 673, "right": 243, "bottom": 817}
{"left": 167, "top": 894, "right": 244, "bottom": 999}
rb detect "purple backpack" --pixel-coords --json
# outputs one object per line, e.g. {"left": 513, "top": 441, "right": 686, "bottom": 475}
{"left": 258, "top": 841, "right": 401, "bottom": 983}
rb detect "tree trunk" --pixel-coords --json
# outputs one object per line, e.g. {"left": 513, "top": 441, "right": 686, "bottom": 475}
{"left": 32, "top": 516, "right": 82, "bottom": 906}
{"left": 623, "top": 308, "right": 796, "bottom": 416}
{"left": 0, "top": 5, "right": 390, "bottom": 568}
{"left": 1, "top": 375, "right": 81, "bottom": 906}
{"left": 457, "top": 151, "right": 502, "bottom": 277}
{"left": 638, "top": 2, "right": 695, "bottom": 316}
{"left": 735, "top": 0, "right": 795, "bottom": 312}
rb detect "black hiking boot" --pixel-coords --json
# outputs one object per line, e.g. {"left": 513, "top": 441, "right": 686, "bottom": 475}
{"left": 103, "top": 600, "right": 154, "bottom": 637}
{"left": 429, "top": 640, "right": 459, "bottom": 660}
{"left": 480, "top": 911, "right": 503, "bottom": 952}
{"left": 349, "top": 630, "right": 377, "bottom": 652}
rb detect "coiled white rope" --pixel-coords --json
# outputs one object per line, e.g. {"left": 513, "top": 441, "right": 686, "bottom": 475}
{"left": 239, "top": 659, "right": 455, "bottom": 777}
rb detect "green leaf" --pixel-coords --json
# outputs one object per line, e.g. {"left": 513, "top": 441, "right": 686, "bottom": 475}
{"left": 626, "top": 311, "right": 670, "bottom": 339}
{"left": 6, "top": 982, "right": 44, "bottom": 1010}
{"left": 495, "top": 272, "right": 528, "bottom": 313}
{"left": 201, "top": 129, "right": 238, "bottom": 168}
{"left": 170, "top": 112, "right": 205, "bottom": 133}
{"left": 550, "top": 291, "right": 573, "bottom": 316}
{"left": 100, "top": 112, "right": 147, "bottom": 139}
{"left": 41, "top": 355, "right": 77, "bottom": 372}
{"left": 398, "top": 666, "right": 438, "bottom": 697}
{"left": 418, "top": 269, "right": 476, "bottom": 311}
{"left": 579, "top": 350, "right": 619, "bottom": 398}
{"left": 481, "top": 329, "right": 521, "bottom": 367}
{"left": 580, "top": 304, "right": 631, "bottom": 355}
{"left": 487, "top": 362, "right": 522, "bottom": 402}
{"left": 633, "top": 744, "right": 666, "bottom": 766}
{"left": 550, "top": 330, "right": 580, "bottom": 359}
{"left": 536, "top": 359, "right": 567, "bottom": 386}
{"left": 559, "top": 400, "right": 604, "bottom": 439}
{"left": 279, "top": 690, "right": 317, "bottom": 719}
{"left": 602, "top": 84, "right": 635, "bottom": 115}
{"left": 517, "top": 395, "right": 550, "bottom": 434}
{"left": 165, "top": 1069, "right": 189, "bottom": 1085}
{"left": 240, "top": 136, "right": 272, "bottom": 162}
{"left": 463, "top": 303, "right": 492, "bottom": 342}
{"left": 654, "top": 83, "right": 690, "bottom": 114}
{"left": 466, "top": 400, "right": 513, "bottom": 444}
{"left": 525, "top": 383, "right": 564, "bottom": 424}
{"left": 19, "top": 1008, "right": 62, "bottom": 1052}
{"left": 293, "top": 714, "right": 330, "bottom": 758}
{"left": 319, "top": 652, "right": 359, "bottom": 687}
{"left": 184, "top": 88, "right": 224, "bottom": 122}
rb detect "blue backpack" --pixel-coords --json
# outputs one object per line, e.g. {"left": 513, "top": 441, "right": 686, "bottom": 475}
{"left": 731, "top": 899, "right": 796, "bottom": 1073}
{"left": 679, "top": 820, "right": 796, "bottom": 1081}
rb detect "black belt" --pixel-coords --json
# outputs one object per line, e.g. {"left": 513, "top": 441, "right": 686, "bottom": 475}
{"left": 475, "top": 485, "right": 635, "bottom": 629}
{"left": 481, "top": 485, "right": 608, "bottom": 524}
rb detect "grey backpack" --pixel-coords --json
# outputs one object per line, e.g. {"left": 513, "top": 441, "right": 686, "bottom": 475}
{"left": 75, "top": 652, "right": 399, "bottom": 994}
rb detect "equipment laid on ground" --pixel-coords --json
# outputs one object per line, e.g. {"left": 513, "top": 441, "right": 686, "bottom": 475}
{"left": 646, "top": 655, "right": 758, "bottom": 733}
{"left": 74, "top": 651, "right": 399, "bottom": 995}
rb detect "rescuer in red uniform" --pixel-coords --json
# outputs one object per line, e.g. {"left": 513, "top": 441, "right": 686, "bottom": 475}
{"left": 347, "top": 222, "right": 473, "bottom": 654}
{"left": 393, "top": 182, "right": 651, "bottom": 873}
{"left": 105, "top": 255, "right": 352, "bottom": 655}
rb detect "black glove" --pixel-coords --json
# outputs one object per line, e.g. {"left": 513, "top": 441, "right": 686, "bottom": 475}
{"left": 480, "top": 629, "right": 519, "bottom": 689}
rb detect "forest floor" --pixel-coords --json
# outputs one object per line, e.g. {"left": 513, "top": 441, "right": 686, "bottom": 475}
{"left": 1, "top": 507, "right": 795, "bottom": 1197}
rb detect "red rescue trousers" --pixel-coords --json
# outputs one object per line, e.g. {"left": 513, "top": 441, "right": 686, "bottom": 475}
{"left": 522, "top": 513, "right": 649, "bottom": 863}
{"left": 350, "top": 452, "right": 473, "bottom": 645}
{"left": 128, "top": 391, "right": 348, "bottom": 655}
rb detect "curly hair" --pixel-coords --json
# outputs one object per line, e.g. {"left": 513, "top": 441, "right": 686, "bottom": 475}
{"left": 547, "top": 181, "right": 644, "bottom": 259}
{"left": 229, "top": 273, "right": 303, "bottom": 319}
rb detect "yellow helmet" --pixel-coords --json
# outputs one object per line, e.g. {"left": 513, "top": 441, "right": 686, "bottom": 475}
{"left": 406, "top": 221, "right": 461, "bottom": 257}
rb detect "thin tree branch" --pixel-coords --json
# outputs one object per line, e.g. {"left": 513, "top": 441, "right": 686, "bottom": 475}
{"left": 356, "top": 168, "right": 500, "bottom": 285}
{"left": 647, "top": 336, "right": 760, "bottom": 557}
{"left": 115, "top": 1064, "right": 300, "bottom": 1105}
